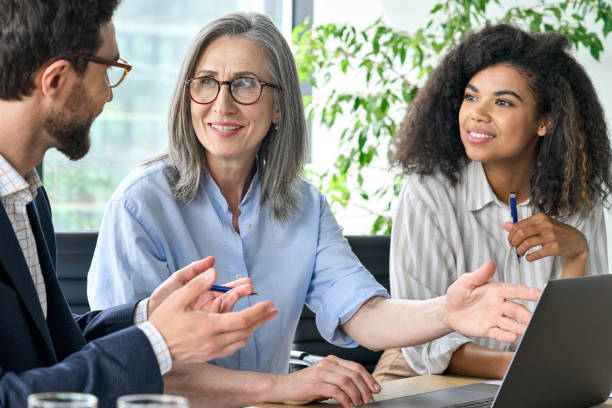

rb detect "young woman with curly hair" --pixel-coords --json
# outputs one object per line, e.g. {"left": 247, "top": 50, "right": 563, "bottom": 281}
{"left": 373, "top": 24, "right": 611, "bottom": 382}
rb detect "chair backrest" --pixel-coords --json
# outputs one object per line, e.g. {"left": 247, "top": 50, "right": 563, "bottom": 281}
{"left": 55, "top": 231, "right": 97, "bottom": 314}
{"left": 55, "top": 232, "right": 391, "bottom": 372}
{"left": 291, "top": 235, "right": 390, "bottom": 373}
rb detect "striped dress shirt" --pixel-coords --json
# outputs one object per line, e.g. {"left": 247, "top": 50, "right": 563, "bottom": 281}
{"left": 0, "top": 155, "right": 47, "bottom": 318}
{"left": 0, "top": 154, "right": 171, "bottom": 375}
{"left": 391, "top": 161, "right": 608, "bottom": 375}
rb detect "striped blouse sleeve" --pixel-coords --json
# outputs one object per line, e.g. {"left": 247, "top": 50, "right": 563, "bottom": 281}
{"left": 390, "top": 182, "right": 472, "bottom": 375}
{"left": 580, "top": 205, "right": 609, "bottom": 276}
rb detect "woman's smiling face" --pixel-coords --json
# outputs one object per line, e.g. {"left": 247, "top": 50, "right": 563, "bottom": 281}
{"left": 190, "top": 35, "right": 280, "bottom": 166}
{"left": 458, "top": 63, "right": 548, "bottom": 167}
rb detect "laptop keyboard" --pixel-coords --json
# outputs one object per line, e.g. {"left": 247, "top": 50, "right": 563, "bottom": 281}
{"left": 446, "top": 396, "right": 494, "bottom": 407}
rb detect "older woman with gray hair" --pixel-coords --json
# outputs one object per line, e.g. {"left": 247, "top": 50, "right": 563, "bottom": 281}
{"left": 87, "top": 12, "right": 540, "bottom": 408}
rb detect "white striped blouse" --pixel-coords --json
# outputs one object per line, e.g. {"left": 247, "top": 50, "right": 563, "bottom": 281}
{"left": 391, "top": 160, "right": 608, "bottom": 375}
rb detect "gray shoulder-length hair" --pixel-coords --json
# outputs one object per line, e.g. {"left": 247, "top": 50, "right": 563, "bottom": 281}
{"left": 163, "top": 12, "right": 308, "bottom": 222}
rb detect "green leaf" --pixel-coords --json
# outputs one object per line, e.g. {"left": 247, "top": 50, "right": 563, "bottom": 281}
{"left": 432, "top": 41, "right": 445, "bottom": 52}
{"left": 358, "top": 130, "right": 367, "bottom": 150}
{"left": 547, "top": 7, "right": 562, "bottom": 21}
{"left": 604, "top": 14, "right": 612, "bottom": 36}
{"left": 430, "top": 3, "right": 444, "bottom": 14}
{"left": 589, "top": 36, "right": 603, "bottom": 59}
{"left": 340, "top": 59, "right": 349, "bottom": 73}
{"left": 530, "top": 13, "right": 543, "bottom": 31}
{"left": 572, "top": 13, "right": 584, "bottom": 21}
{"left": 380, "top": 98, "right": 390, "bottom": 115}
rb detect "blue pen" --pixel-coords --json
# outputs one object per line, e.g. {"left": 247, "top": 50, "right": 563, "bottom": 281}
{"left": 509, "top": 192, "right": 521, "bottom": 263}
{"left": 211, "top": 284, "right": 258, "bottom": 295}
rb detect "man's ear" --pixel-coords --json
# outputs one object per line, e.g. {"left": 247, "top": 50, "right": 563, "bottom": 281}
{"left": 36, "top": 59, "right": 73, "bottom": 97}
{"left": 537, "top": 114, "right": 553, "bottom": 137}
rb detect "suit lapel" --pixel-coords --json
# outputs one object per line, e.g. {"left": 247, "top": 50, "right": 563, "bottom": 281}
{"left": 28, "top": 197, "right": 85, "bottom": 360}
{"left": 0, "top": 202, "right": 54, "bottom": 355}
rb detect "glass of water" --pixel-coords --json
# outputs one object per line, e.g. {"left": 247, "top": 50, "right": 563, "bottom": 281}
{"left": 27, "top": 392, "right": 98, "bottom": 408}
{"left": 116, "top": 394, "right": 189, "bottom": 408}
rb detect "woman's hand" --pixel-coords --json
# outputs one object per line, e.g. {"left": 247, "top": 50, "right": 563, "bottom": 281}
{"left": 504, "top": 213, "right": 588, "bottom": 277}
{"left": 446, "top": 261, "right": 541, "bottom": 342}
{"left": 274, "top": 355, "right": 380, "bottom": 408}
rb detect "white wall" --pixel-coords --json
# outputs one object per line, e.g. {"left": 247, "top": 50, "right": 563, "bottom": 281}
{"left": 311, "top": 0, "right": 612, "bottom": 270}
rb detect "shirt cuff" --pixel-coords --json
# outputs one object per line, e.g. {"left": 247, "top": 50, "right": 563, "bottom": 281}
{"left": 134, "top": 298, "right": 149, "bottom": 324}
{"left": 134, "top": 298, "right": 172, "bottom": 375}
{"left": 136, "top": 321, "right": 173, "bottom": 375}
{"left": 401, "top": 333, "right": 472, "bottom": 375}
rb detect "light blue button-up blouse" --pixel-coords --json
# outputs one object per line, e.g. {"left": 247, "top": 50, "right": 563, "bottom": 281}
{"left": 87, "top": 159, "right": 388, "bottom": 374}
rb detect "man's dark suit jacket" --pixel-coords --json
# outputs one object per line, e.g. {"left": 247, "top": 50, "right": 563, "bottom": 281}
{"left": 0, "top": 187, "right": 163, "bottom": 407}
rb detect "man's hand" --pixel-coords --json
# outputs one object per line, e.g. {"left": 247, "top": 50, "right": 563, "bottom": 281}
{"left": 275, "top": 355, "right": 380, "bottom": 408}
{"left": 149, "top": 265, "right": 278, "bottom": 365}
{"left": 148, "top": 257, "right": 254, "bottom": 317}
{"left": 446, "top": 261, "right": 541, "bottom": 342}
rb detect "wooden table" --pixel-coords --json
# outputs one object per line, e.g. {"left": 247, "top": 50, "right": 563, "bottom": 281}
{"left": 258, "top": 375, "right": 612, "bottom": 407}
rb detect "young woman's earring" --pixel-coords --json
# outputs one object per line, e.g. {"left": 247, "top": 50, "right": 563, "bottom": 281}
{"left": 274, "top": 122, "right": 279, "bottom": 131}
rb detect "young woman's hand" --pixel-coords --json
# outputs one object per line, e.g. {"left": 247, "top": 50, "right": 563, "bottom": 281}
{"left": 504, "top": 213, "right": 588, "bottom": 276}
{"left": 504, "top": 213, "right": 588, "bottom": 261}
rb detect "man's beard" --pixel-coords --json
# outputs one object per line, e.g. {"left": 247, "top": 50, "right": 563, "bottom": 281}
{"left": 42, "top": 82, "right": 96, "bottom": 161}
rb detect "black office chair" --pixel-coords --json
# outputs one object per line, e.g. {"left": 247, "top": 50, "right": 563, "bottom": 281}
{"left": 55, "top": 231, "right": 97, "bottom": 314}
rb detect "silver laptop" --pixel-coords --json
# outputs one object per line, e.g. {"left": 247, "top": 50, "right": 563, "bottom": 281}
{"left": 363, "top": 274, "right": 612, "bottom": 408}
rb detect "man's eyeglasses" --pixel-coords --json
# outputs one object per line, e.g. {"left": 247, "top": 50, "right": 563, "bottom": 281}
{"left": 185, "top": 76, "right": 281, "bottom": 105}
{"left": 77, "top": 54, "right": 132, "bottom": 88}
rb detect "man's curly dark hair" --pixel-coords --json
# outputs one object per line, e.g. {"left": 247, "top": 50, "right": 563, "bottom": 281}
{"left": 393, "top": 24, "right": 611, "bottom": 217}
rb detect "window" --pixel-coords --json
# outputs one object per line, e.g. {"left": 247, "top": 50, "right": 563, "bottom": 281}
{"left": 43, "top": 0, "right": 292, "bottom": 230}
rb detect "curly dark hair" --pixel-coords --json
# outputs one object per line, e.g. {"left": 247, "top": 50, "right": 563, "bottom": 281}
{"left": 0, "top": 0, "right": 120, "bottom": 100}
{"left": 393, "top": 24, "right": 611, "bottom": 217}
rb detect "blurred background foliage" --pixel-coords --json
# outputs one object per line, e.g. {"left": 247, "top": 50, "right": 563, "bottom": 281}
{"left": 293, "top": 0, "right": 612, "bottom": 233}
